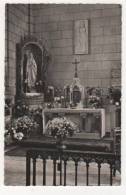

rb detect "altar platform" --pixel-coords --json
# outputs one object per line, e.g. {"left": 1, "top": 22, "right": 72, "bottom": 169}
{"left": 18, "top": 133, "right": 114, "bottom": 153}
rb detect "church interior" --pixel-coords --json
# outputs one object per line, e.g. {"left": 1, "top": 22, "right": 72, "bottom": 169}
{"left": 5, "top": 4, "right": 121, "bottom": 186}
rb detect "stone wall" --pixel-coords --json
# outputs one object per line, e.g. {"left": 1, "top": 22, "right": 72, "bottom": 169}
{"left": 5, "top": 4, "right": 29, "bottom": 99}
{"left": 5, "top": 4, "right": 121, "bottom": 99}
{"left": 32, "top": 4, "right": 121, "bottom": 88}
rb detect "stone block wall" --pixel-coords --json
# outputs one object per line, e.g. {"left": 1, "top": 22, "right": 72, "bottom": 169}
{"left": 32, "top": 4, "right": 121, "bottom": 88}
{"left": 5, "top": 4, "right": 121, "bottom": 100}
{"left": 5, "top": 4, "right": 29, "bottom": 99}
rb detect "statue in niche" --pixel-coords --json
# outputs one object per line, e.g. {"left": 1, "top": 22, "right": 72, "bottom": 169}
{"left": 16, "top": 35, "right": 50, "bottom": 100}
{"left": 22, "top": 43, "right": 43, "bottom": 94}
{"left": 25, "top": 51, "right": 37, "bottom": 92}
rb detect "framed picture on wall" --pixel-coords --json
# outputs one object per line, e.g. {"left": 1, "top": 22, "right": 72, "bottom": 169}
{"left": 74, "top": 20, "right": 88, "bottom": 54}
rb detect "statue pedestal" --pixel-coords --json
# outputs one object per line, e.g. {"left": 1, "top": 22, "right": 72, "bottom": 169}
{"left": 21, "top": 93, "right": 44, "bottom": 108}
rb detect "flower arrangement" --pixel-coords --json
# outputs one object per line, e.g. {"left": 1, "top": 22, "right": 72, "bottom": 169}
{"left": 45, "top": 117, "right": 77, "bottom": 140}
{"left": 13, "top": 131, "right": 24, "bottom": 141}
{"left": 88, "top": 95, "right": 102, "bottom": 108}
{"left": 10, "top": 115, "right": 39, "bottom": 141}
{"left": 4, "top": 115, "right": 38, "bottom": 144}
{"left": 5, "top": 126, "right": 24, "bottom": 144}
{"left": 86, "top": 86, "right": 121, "bottom": 107}
{"left": 86, "top": 87, "right": 102, "bottom": 108}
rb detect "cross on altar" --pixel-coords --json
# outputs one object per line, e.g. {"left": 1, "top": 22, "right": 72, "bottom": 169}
{"left": 72, "top": 59, "right": 80, "bottom": 78}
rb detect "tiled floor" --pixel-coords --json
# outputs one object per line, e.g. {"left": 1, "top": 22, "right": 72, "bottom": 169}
{"left": 4, "top": 156, "right": 121, "bottom": 186}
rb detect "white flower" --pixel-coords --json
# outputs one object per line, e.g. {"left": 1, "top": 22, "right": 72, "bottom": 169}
{"left": 14, "top": 132, "right": 24, "bottom": 141}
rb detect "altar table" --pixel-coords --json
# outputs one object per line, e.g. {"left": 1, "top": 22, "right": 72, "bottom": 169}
{"left": 42, "top": 108, "right": 105, "bottom": 137}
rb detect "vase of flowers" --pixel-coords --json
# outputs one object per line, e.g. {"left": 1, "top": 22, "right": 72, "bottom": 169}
{"left": 45, "top": 117, "right": 77, "bottom": 149}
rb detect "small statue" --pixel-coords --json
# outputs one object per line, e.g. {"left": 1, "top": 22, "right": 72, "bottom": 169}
{"left": 26, "top": 51, "right": 37, "bottom": 92}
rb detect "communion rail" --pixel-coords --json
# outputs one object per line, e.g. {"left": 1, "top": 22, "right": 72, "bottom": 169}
{"left": 26, "top": 148, "right": 120, "bottom": 186}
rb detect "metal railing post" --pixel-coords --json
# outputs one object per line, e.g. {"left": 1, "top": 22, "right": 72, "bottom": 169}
{"left": 26, "top": 152, "right": 31, "bottom": 186}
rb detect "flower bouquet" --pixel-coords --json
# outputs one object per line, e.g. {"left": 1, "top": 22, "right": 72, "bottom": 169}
{"left": 11, "top": 115, "right": 39, "bottom": 141}
{"left": 45, "top": 117, "right": 77, "bottom": 140}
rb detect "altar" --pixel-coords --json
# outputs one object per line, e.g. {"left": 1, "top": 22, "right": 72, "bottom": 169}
{"left": 42, "top": 108, "right": 105, "bottom": 137}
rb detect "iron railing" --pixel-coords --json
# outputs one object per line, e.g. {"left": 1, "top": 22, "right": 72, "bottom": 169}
{"left": 26, "top": 148, "right": 120, "bottom": 186}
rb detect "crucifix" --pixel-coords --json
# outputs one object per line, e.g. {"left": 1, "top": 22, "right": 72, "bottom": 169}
{"left": 72, "top": 58, "right": 80, "bottom": 78}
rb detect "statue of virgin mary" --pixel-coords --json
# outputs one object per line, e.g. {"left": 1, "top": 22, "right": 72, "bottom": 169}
{"left": 26, "top": 51, "right": 37, "bottom": 91}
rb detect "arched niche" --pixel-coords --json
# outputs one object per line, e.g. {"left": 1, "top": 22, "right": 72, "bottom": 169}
{"left": 22, "top": 43, "right": 43, "bottom": 95}
{"left": 16, "top": 36, "right": 50, "bottom": 101}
